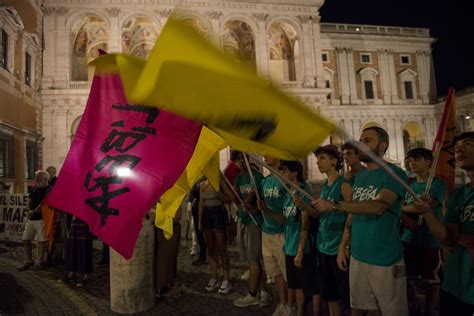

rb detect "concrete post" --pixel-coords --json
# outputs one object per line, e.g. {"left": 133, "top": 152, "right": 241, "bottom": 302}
{"left": 110, "top": 215, "right": 155, "bottom": 314}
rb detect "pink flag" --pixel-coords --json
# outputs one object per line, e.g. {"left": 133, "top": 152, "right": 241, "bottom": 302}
{"left": 46, "top": 74, "right": 201, "bottom": 259}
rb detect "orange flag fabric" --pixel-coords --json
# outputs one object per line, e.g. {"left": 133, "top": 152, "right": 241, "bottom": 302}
{"left": 432, "top": 87, "right": 456, "bottom": 193}
{"left": 41, "top": 203, "right": 57, "bottom": 252}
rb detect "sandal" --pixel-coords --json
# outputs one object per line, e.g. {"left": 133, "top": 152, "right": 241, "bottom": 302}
{"left": 57, "top": 275, "right": 75, "bottom": 284}
{"left": 76, "top": 277, "right": 89, "bottom": 287}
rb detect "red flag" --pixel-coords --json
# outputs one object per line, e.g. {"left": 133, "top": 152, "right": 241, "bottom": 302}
{"left": 431, "top": 87, "right": 456, "bottom": 193}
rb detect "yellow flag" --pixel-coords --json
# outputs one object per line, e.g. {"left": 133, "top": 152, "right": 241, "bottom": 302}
{"left": 94, "top": 13, "right": 336, "bottom": 160}
{"left": 155, "top": 127, "right": 226, "bottom": 239}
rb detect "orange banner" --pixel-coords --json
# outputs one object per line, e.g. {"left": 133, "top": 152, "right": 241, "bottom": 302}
{"left": 41, "top": 204, "right": 57, "bottom": 252}
{"left": 433, "top": 87, "right": 456, "bottom": 193}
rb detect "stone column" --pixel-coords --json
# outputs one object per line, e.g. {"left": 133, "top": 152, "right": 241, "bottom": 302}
{"left": 42, "top": 8, "right": 56, "bottom": 88}
{"left": 336, "top": 47, "right": 350, "bottom": 104}
{"left": 311, "top": 15, "right": 325, "bottom": 88}
{"left": 55, "top": 7, "right": 69, "bottom": 89}
{"left": 378, "top": 49, "right": 392, "bottom": 104}
{"left": 110, "top": 215, "right": 156, "bottom": 314}
{"left": 416, "top": 50, "right": 431, "bottom": 104}
{"left": 156, "top": 9, "right": 171, "bottom": 29}
{"left": 252, "top": 13, "right": 270, "bottom": 79}
{"left": 106, "top": 8, "right": 121, "bottom": 53}
{"left": 346, "top": 48, "right": 359, "bottom": 104}
{"left": 205, "top": 11, "right": 222, "bottom": 48}
{"left": 298, "top": 15, "right": 315, "bottom": 87}
{"left": 386, "top": 50, "right": 399, "bottom": 104}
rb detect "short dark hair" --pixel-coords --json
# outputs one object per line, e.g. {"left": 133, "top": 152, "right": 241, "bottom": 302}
{"left": 454, "top": 131, "right": 474, "bottom": 144}
{"left": 362, "top": 126, "right": 389, "bottom": 153}
{"left": 341, "top": 142, "right": 359, "bottom": 153}
{"left": 280, "top": 160, "right": 305, "bottom": 183}
{"left": 407, "top": 148, "right": 433, "bottom": 161}
{"left": 314, "top": 145, "right": 344, "bottom": 171}
{"left": 230, "top": 150, "right": 243, "bottom": 161}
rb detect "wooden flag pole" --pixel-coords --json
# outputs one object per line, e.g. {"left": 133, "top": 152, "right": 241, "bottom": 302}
{"left": 220, "top": 171, "right": 259, "bottom": 226}
{"left": 242, "top": 154, "right": 267, "bottom": 224}
{"left": 247, "top": 153, "right": 314, "bottom": 201}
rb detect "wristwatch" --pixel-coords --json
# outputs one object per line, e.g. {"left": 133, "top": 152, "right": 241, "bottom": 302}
{"left": 332, "top": 201, "right": 342, "bottom": 212}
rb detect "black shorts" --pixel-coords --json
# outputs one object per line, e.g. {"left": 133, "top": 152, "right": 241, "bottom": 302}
{"left": 317, "top": 250, "right": 349, "bottom": 303}
{"left": 440, "top": 290, "right": 474, "bottom": 316}
{"left": 202, "top": 206, "right": 228, "bottom": 232}
{"left": 404, "top": 244, "right": 441, "bottom": 282}
{"left": 285, "top": 254, "right": 319, "bottom": 297}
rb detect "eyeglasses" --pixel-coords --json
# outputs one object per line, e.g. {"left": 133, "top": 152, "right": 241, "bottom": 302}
{"left": 279, "top": 166, "right": 289, "bottom": 172}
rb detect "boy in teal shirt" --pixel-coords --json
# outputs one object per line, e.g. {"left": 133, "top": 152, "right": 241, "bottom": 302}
{"left": 256, "top": 156, "right": 290, "bottom": 315}
{"left": 401, "top": 148, "right": 446, "bottom": 315}
{"left": 415, "top": 132, "right": 474, "bottom": 315}
{"left": 279, "top": 160, "right": 320, "bottom": 316}
{"left": 233, "top": 157, "right": 270, "bottom": 308}
{"left": 313, "top": 127, "right": 408, "bottom": 315}
{"left": 314, "top": 145, "right": 352, "bottom": 316}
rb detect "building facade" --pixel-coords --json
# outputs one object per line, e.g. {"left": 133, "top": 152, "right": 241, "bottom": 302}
{"left": 37, "top": 0, "right": 470, "bottom": 182}
{"left": 0, "top": 1, "right": 43, "bottom": 193}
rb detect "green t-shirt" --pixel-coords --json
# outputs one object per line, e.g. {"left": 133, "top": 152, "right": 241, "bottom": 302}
{"left": 401, "top": 177, "right": 446, "bottom": 248}
{"left": 283, "top": 182, "right": 313, "bottom": 256}
{"left": 351, "top": 163, "right": 407, "bottom": 266}
{"left": 442, "top": 185, "right": 474, "bottom": 305}
{"left": 261, "top": 175, "right": 286, "bottom": 234}
{"left": 235, "top": 171, "right": 264, "bottom": 226}
{"left": 317, "top": 176, "right": 348, "bottom": 255}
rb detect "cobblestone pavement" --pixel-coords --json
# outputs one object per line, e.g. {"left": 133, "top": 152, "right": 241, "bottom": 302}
{"left": 0, "top": 238, "right": 278, "bottom": 315}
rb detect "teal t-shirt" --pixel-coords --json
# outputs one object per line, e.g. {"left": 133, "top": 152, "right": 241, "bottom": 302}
{"left": 442, "top": 185, "right": 474, "bottom": 305}
{"left": 351, "top": 163, "right": 407, "bottom": 266}
{"left": 235, "top": 171, "right": 264, "bottom": 226}
{"left": 401, "top": 177, "right": 446, "bottom": 248}
{"left": 283, "top": 182, "right": 313, "bottom": 256}
{"left": 317, "top": 176, "right": 348, "bottom": 255}
{"left": 261, "top": 175, "right": 286, "bottom": 234}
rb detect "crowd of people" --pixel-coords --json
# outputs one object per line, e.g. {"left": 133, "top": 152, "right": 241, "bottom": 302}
{"left": 184, "top": 128, "right": 473, "bottom": 316}
{"left": 6, "top": 127, "right": 473, "bottom": 316}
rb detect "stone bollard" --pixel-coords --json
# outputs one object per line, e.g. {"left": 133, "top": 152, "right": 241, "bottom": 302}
{"left": 110, "top": 215, "right": 155, "bottom": 314}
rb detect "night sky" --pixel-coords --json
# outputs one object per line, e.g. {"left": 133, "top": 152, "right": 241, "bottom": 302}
{"left": 320, "top": 0, "right": 474, "bottom": 97}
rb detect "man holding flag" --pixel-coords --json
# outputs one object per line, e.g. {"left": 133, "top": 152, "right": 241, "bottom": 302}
{"left": 415, "top": 131, "right": 474, "bottom": 316}
{"left": 401, "top": 148, "right": 446, "bottom": 315}
{"left": 313, "top": 126, "right": 408, "bottom": 316}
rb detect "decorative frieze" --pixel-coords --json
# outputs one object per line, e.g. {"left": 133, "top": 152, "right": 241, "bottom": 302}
{"left": 105, "top": 7, "right": 121, "bottom": 17}
{"left": 205, "top": 11, "right": 222, "bottom": 20}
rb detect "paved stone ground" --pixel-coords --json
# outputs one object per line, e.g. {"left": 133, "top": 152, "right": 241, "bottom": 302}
{"left": 0, "top": 238, "right": 281, "bottom": 316}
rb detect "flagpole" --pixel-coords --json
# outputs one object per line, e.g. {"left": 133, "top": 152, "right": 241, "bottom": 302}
{"left": 337, "top": 130, "right": 422, "bottom": 203}
{"left": 242, "top": 154, "right": 268, "bottom": 224}
{"left": 220, "top": 171, "right": 259, "bottom": 226}
{"left": 247, "top": 153, "right": 314, "bottom": 201}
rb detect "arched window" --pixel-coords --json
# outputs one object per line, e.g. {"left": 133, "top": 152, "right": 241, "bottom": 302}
{"left": 268, "top": 20, "right": 301, "bottom": 82}
{"left": 323, "top": 67, "right": 335, "bottom": 100}
{"left": 70, "top": 16, "right": 108, "bottom": 81}
{"left": 398, "top": 69, "right": 418, "bottom": 100}
{"left": 358, "top": 67, "right": 379, "bottom": 100}
{"left": 223, "top": 20, "right": 256, "bottom": 67}
{"left": 121, "top": 16, "right": 159, "bottom": 59}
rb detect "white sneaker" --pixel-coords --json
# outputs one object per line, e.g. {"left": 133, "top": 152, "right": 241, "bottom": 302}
{"left": 259, "top": 290, "right": 272, "bottom": 307}
{"left": 240, "top": 269, "right": 250, "bottom": 280}
{"left": 218, "top": 280, "right": 232, "bottom": 295}
{"left": 267, "top": 276, "right": 275, "bottom": 284}
{"left": 233, "top": 293, "right": 260, "bottom": 307}
{"left": 287, "top": 305, "right": 296, "bottom": 316}
{"left": 204, "top": 279, "right": 221, "bottom": 292}
{"left": 272, "top": 304, "right": 284, "bottom": 316}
